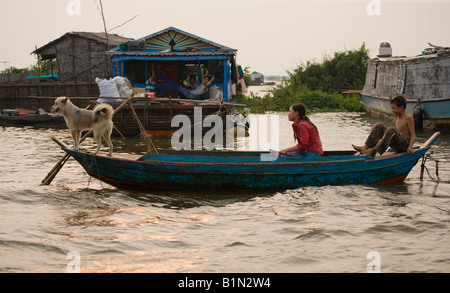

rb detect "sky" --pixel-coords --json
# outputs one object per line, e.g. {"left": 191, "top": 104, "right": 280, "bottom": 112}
{"left": 0, "top": 0, "right": 449, "bottom": 76}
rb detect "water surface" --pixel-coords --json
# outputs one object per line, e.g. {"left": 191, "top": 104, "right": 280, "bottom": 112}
{"left": 0, "top": 112, "right": 448, "bottom": 273}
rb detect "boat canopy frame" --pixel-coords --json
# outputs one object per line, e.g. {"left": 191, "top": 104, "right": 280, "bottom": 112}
{"left": 112, "top": 56, "right": 232, "bottom": 101}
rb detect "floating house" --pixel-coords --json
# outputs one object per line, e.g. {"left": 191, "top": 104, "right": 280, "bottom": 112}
{"left": 250, "top": 71, "right": 264, "bottom": 85}
{"left": 360, "top": 43, "right": 450, "bottom": 130}
{"left": 108, "top": 26, "right": 239, "bottom": 102}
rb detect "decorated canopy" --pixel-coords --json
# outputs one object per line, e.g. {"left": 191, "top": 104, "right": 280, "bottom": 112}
{"left": 108, "top": 26, "right": 236, "bottom": 57}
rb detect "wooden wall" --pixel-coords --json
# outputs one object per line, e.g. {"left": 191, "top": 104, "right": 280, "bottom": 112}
{"left": 35, "top": 34, "right": 113, "bottom": 82}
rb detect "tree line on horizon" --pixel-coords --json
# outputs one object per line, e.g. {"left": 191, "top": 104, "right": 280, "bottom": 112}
{"left": 235, "top": 44, "right": 370, "bottom": 113}
{"left": 0, "top": 59, "right": 58, "bottom": 75}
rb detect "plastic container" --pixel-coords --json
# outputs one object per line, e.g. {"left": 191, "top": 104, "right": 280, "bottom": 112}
{"left": 378, "top": 42, "right": 392, "bottom": 57}
{"left": 119, "top": 43, "right": 128, "bottom": 52}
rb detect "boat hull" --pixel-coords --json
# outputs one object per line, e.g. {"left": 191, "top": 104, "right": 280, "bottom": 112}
{"left": 0, "top": 113, "right": 67, "bottom": 129}
{"left": 360, "top": 94, "right": 450, "bottom": 121}
{"left": 60, "top": 145, "right": 430, "bottom": 191}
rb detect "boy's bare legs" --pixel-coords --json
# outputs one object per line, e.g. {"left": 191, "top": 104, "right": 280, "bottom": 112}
{"left": 362, "top": 147, "right": 377, "bottom": 157}
{"left": 352, "top": 144, "right": 376, "bottom": 157}
{"left": 352, "top": 123, "right": 389, "bottom": 157}
{"left": 360, "top": 129, "right": 396, "bottom": 157}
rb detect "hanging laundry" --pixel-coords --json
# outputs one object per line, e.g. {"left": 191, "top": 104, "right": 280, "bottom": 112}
{"left": 237, "top": 65, "right": 247, "bottom": 94}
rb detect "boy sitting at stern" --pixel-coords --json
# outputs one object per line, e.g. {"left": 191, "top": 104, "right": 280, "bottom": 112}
{"left": 352, "top": 95, "right": 416, "bottom": 157}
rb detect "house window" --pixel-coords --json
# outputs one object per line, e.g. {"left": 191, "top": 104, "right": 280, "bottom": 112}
{"left": 372, "top": 64, "right": 378, "bottom": 89}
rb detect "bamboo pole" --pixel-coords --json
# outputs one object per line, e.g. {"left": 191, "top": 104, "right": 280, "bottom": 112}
{"left": 41, "top": 96, "right": 135, "bottom": 186}
{"left": 149, "top": 97, "right": 246, "bottom": 107}
{"left": 127, "top": 100, "right": 158, "bottom": 154}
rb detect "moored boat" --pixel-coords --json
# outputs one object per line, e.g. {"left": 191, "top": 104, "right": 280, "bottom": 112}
{"left": 51, "top": 132, "right": 440, "bottom": 191}
{"left": 0, "top": 108, "right": 66, "bottom": 129}
{"left": 360, "top": 43, "right": 450, "bottom": 130}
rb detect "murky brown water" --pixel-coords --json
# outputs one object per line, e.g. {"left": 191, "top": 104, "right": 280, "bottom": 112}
{"left": 0, "top": 111, "right": 449, "bottom": 273}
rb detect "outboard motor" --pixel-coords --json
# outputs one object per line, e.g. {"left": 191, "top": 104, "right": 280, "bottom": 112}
{"left": 413, "top": 103, "right": 423, "bottom": 129}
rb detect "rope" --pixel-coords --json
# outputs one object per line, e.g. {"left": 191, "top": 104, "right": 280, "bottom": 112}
{"left": 82, "top": 153, "right": 92, "bottom": 188}
{"left": 420, "top": 153, "right": 440, "bottom": 181}
{"left": 128, "top": 101, "right": 158, "bottom": 154}
{"left": 83, "top": 152, "right": 104, "bottom": 189}
{"left": 93, "top": 155, "right": 104, "bottom": 189}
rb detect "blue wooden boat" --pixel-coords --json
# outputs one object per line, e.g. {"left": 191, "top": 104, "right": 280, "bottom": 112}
{"left": 51, "top": 132, "right": 440, "bottom": 191}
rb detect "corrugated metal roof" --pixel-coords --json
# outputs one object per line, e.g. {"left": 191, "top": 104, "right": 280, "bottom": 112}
{"left": 108, "top": 27, "right": 237, "bottom": 57}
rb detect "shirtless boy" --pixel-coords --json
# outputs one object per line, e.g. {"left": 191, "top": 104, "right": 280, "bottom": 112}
{"left": 352, "top": 95, "right": 416, "bottom": 157}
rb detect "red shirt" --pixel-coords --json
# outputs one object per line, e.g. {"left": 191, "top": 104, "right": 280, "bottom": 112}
{"left": 292, "top": 120, "right": 324, "bottom": 154}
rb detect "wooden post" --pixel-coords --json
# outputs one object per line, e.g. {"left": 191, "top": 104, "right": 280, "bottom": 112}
{"left": 72, "top": 35, "right": 76, "bottom": 96}
{"left": 168, "top": 95, "right": 173, "bottom": 125}
{"left": 145, "top": 93, "right": 149, "bottom": 129}
{"left": 36, "top": 45, "right": 43, "bottom": 97}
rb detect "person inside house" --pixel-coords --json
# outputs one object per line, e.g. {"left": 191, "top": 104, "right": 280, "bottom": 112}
{"left": 352, "top": 95, "right": 416, "bottom": 157}
{"left": 145, "top": 64, "right": 167, "bottom": 97}
{"left": 179, "top": 74, "right": 215, "bottom": 100}
{"left": 279, "top": 102, "right": 324, "bottom": 157}
{"left": 186, "top": 74, "right": 198, "bottom": 90}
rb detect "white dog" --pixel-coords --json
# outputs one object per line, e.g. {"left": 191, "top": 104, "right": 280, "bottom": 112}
{"left": 51, "top": 97, "right": 114, "bottom": 156}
